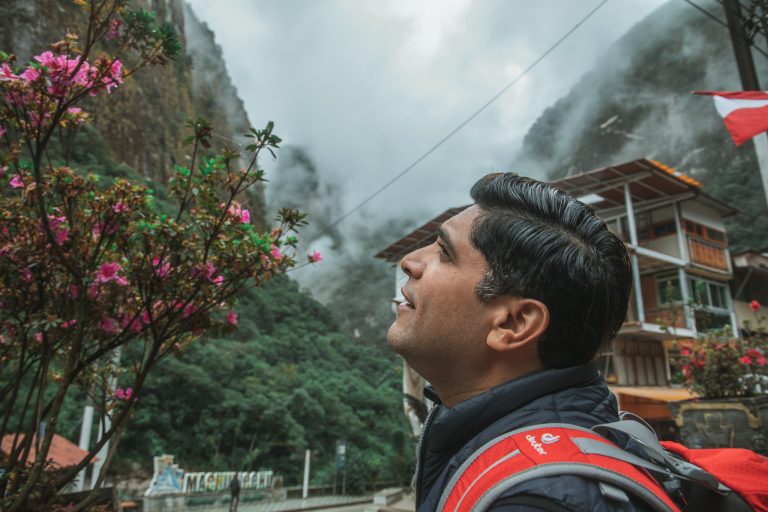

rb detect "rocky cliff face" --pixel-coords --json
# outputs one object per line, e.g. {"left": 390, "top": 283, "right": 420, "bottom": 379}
{"left": 0, "top": 0, "right": 263, "bottom": 219}
{"left": 513, "top": 0, "right": 767, "bottom": 250}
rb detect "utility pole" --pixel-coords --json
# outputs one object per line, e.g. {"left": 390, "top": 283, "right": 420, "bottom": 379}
{"left": 723, "top": 0, "right": 768, "bottom": 202}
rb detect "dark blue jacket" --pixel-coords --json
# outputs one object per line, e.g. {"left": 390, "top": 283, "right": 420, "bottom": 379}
{"left": 415, "top": 362, "right": 654, "bottom": 511}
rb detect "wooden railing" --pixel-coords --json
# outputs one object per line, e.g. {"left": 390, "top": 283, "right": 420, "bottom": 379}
{"left": 687, "top": 236, "right": 728, "bottom": 270}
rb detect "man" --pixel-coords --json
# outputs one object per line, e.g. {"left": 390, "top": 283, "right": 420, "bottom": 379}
{"left": 229, "top": 473, "right": 241, "bottom": 512}
{"left": 388, "top": 173, "right": 647, "bottom": 511}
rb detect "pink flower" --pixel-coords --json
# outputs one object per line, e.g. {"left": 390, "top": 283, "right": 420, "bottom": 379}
{"left": 19, "top": 66, "right": 40, "bottom": 83}
{"left": 9, "top": 175, "right": 24, "bottom": 189}
{"left": 758, "top": 356, "right": 767, "bottom": 366}
{"left": 47, "top": 215, "right": 66, "bottom": 230}
{"left": 106, "top": 19, "right": 122, "bottom": 40}
{"left": 0, "top": 63, "right": 19, "bottom": 81}
{"left": 680, "top": 348, "right": 691, "bottom": 357}
{"left": 182, "top": 303, "right": 198, "bottom": 318}
{"left": 750, "top": 300, "right": 761, "bottom": 313}
{"left": 270, "top": 245, "right": 282, "bottom": 260}
{"left": 70, "top": 285, "right": 79, "bottom": 299}
{"left": 140, "top": 310, "right": 151, "bottom": 324}
{"left": 308, "top": 250, "right": 323, "bottom": 263}
{"left": 100, "top": 317, "right": 119, "bottom": 334}
{"left": 112, "top": 202, "right": 129, "bottom": 214}
{"left": 152, "top": 256, "right": 170, "bottom": 277}
{"left": 103, "top": 59, "right": 123, "bottom": 93}
{"left": 96, "top": 262, "right": 127, "bottom": 285}
{"left": 740, "top": 355, "right": 752, "bottom": 365}
{"left": 115, "top": 387, "right": 125, "bottom": 400}
{"left": 213, "top": 275, "right": 224, "bottom": 286}
{"left": 61, "top": 319, "right": 76, "bottom": 329}
{"left": 124, "top": 387, "right": 133, "bottom": 400}
{"left": 20, "top": 268, "right": 33, "bottom": 282}
{"left": 240, "top": 209, "right": 251, "bottom": 224}
{"left": 54, "top": 228, "right": 69, "bottom": 245}
{"left": 35, "top": 332, "right": 43, "bottom": 343}
{"left": 227, "top": 310, "right": 238, "bottom": 326}
{"left": 34, "top": 51, "right": 56, "bottom": 67}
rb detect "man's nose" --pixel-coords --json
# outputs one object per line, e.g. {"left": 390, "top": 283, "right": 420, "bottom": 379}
{"left": 400, "top": 247, "right": 426, "bottom": 279}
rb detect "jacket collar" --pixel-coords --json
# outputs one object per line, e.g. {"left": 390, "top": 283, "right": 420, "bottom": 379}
{"left": 423, "top": 361, "right": 604, "bottom": 457}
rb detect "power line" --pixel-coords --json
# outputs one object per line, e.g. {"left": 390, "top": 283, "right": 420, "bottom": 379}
{"left": 316, "top": 0, "right": 610, "bottom": 235}
{"left": 683, "top": 0, "right": 768, "bottom": 58}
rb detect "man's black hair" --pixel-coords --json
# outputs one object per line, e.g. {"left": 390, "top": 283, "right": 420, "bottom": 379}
{"left": 469, "top": 173, "right": 632, "bottom": 368}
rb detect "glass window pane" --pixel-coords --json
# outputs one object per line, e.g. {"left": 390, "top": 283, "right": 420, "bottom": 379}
{"left": 658, "top": 278, "right": 682, "bottom": 303}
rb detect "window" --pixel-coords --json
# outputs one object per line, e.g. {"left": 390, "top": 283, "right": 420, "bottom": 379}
{"left": 688, "top": 278, "right": 729, "bottom": 310}
{"left": 683, "top": 219, "right": 727, "bottom": 245}
{"left": 657, "top": 276, "right": 682, "bottom": 304}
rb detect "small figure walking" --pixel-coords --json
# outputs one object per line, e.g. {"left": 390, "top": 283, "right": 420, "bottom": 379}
{"left": 229, "top": 474, "right": 241, "bottom": 512}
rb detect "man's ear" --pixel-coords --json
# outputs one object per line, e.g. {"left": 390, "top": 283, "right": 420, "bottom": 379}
{"left": 486, "top": 297, "right": 549, "bottom": 352}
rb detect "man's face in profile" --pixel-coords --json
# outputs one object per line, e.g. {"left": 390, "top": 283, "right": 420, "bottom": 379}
{"left": 387, "top": 205, "right": 493, "bottom": 379}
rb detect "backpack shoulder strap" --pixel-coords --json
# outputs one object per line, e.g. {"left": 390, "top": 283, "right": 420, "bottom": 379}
{"left": 437, "top": 423, "right": 680, "bottom": 512}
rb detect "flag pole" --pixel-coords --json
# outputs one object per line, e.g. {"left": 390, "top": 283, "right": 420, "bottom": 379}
{"left": 752, "top": 134, "right": 768, "bottom": 204}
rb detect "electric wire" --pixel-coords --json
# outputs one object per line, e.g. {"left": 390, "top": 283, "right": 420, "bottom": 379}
{"left": 313, "top": 0, "right": 610, "bottom": 235}
{"left": 683, "top": 0, "right": 768, "bottom": 58}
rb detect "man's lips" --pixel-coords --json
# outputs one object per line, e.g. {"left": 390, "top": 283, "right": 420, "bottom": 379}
{"left": 396, "top": 288, "right": 415, "bottom": 310}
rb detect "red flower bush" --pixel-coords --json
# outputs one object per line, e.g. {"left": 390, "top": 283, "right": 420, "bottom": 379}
{"left": 676, "top": 308, "right": 767, "bottom": 399}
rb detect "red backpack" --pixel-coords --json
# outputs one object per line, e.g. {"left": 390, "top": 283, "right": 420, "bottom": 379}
{"left": 438, "top": 415, "right": 768, "bottom": 512}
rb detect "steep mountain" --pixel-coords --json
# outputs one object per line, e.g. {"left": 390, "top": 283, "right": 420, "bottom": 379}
{"left": 1, "top": 0, "right": 411, "bottom": 492}
{"left": 1, "top": 0, "right": 263, "bottom": 220}
{"left": 514, "top": 0, "right": 768, "bottom": 251}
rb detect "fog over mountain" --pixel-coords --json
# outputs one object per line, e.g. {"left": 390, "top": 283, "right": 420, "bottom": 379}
{"left": 185, "top": 1, "right": 670, "bottom": 208}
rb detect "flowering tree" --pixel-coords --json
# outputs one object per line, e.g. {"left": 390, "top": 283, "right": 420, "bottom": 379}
{"left": 0, "top": 1, "right": 314, "bottom": 510}
{"left": 676, "top": 301, "right": 767, "bottom": 399}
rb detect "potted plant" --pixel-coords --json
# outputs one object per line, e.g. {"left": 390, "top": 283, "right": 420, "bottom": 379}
{"left": 670, "top": 300, "right": 768, "bottom": 454}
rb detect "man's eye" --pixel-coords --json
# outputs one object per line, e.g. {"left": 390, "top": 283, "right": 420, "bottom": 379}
{"left": 437, "top": 241, "right": 450, "bottom": 260}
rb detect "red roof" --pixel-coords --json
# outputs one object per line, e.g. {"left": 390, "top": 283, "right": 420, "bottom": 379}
{"left": 2, "top": 433, "right": 93, "bottom": 469}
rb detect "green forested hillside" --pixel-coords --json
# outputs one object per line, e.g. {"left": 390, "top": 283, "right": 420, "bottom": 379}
{"left": 116, "top": 277, "right": 412, "bottom": 492}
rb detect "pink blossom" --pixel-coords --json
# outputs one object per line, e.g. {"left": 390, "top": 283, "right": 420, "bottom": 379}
{"left": 9, "top": 175, "right": 24, "bottom": 189}
{"left": 20, "top": 268, "right": 32, "bottom": 282}
{"left": 106, "top": 19, "right": 122, "bottom": 40}
{"left": 47, "top": 215, "right": 66, "bottom": 230}
{"left": 61, "top": 319, "right": 76, "bottom": 329}
{"left": 152, "top": 256, "right": 171, "bottom": 277}
{"left": 34, "top": 51, "right": 56, "bottom": 67}
{"left": 35, "top": 332, "right": 43, "bottom": 343}
{"left": 240, "top": 209, "right": 251, "bottom": 224}
{"left": 115, "top": 387, "right": 125, "bottom": 400}
{"left": 140, "top": 310, "right": 151, "bottom": 324}
{"left": 750, "top": 300, "right": 761, "bottom": 313}
{"left": 54, "top": 228, "right": 69, "bottom": 245}
{"left": 740, "top": 355, "right": 752, "bottom": 365}
{"left": 103, "top": 59, "right": 123, "bottom": 93}
{"left": 70, "top": 285, "right": 79, "bottom": 299}
{"left": 112, "top": 202, "right": 129, "bottom": 214}
{"left": 182, "top": 303, "right": 198, "bottom": 318}
{"left": 270, "top": 245, "right": 282, "bottom": 260}
{"left": 212, "top": 275, "right": 224, "bottom": 286}
{"left": 0, "top": 63, "right": 19, "bottom": 81}
{"left": 124, "top": 387, "right": 133, "bottom": 399}
{"left": 758, "top": 356, "right": 767, "bottom": 366}
{"left": 100, "top": 317, "right": 119, "bottom": 334}
{"left": 227, "top": 310, "right": 238, "bottom": 326}
{"left": 308, "top": 250, "right": 322, "bottom": 263}
{"left": 19, "top": 67, "right": 40, "bottom": 83}
{"left": 96, "top": 262, "right": 127, "bottom": 285}
{"left": 87, "top": 283, "right": 100, "bottom": 300}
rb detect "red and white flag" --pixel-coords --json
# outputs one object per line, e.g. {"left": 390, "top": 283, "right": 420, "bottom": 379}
{"left": 695, "top": 91, "right": 768, "bottom": 146}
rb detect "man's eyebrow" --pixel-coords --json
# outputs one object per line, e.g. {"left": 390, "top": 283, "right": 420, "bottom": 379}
{"left": 436, "top": 226, "right": 457, "bottom": 260}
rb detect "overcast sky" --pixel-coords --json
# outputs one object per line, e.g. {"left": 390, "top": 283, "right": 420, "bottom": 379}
{"left": 186, "top": 0, "right": 668, "bottom": 230}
